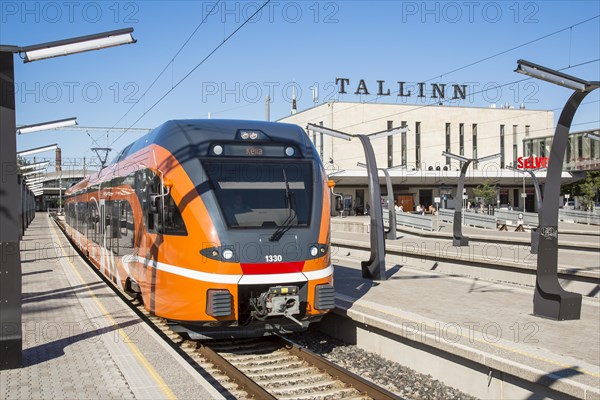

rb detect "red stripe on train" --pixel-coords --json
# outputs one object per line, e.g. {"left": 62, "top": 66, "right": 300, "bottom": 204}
{"left": 240, "top": 261, "right": 305, "bottom": 274}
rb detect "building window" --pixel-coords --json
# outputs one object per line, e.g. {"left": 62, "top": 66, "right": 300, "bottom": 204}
{"left": 472, "top": 124, "right": 478, "bottom": 169}
{"left": 577, "top": 134, "right": 583, "bottom": 159}
{"left": 415, "top": 122, "right": 421, "bottom": 169}
{"left": 401, "top": 121, "right": 407, "bottom": 167}
{"left": 539, "top": 139, "right": 546, "bottom": 157}
{"left": 512, "top": 125, "right": 518, "bottom": 166}
{"left": 500, "top": 124, "right": 505, "bottom": 168}
{"left": 524, "top": 140, "right": 533, "bottom": 157}
{"left": 525, "top": 125, "right": 530, "bottom": 138}
{"left": 387, "top": 120, "right": 393, "bottom": 168}
{"left": 319, "top": 121, "right": 324, "bottom": 161}
{"left": 445, "top": 123, "right": 451, "bottom": 165}
{"left": 459, "top": 123, "right": 464, "bottom": 156}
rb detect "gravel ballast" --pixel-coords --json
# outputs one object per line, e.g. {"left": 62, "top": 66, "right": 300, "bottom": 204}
{"left": 288, "top": 331, "right": 477, "bottom": 400}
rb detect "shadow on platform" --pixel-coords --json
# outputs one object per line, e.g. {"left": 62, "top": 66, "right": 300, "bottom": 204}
{"left": 23, "top": 318, "right": 141, "bottom": 366}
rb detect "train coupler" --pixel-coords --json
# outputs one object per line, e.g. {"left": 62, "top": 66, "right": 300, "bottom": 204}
{"left": 250, "top": 286, "right": 302, "bottom": 326}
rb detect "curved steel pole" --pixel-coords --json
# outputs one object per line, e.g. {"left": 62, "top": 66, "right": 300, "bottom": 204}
{"left": 380, "top": 168, "right": 397, "bottom": 240}
{"left": 453, "top": 160, "right": 472, "bottom": 246}
{"left": 534, "top": 86, "right": 598, "bottom": 320}
{"left": 357, "top": 134, "right": 387, "bottom": 280}
{"left": 526, "top": 169, "right": 543, "bottom": 254}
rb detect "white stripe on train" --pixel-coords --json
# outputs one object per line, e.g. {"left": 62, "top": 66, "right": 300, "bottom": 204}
{"left": 122, "top": 255, "right": 333, "bottom": 285}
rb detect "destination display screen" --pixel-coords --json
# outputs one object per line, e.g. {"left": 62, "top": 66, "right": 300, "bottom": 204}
{"left": 221, "top": 144, "right": 285, "bottom": 157}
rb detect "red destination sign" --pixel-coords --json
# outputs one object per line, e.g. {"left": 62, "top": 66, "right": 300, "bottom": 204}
{"left": 517, "top": 156, "right": 549, "bottom": 169}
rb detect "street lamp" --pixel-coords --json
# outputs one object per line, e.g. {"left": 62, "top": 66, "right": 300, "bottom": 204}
{"left": 506, "top": 165, "right": 545, "bottom": 254}
{"left": 22, "top": 168, "right": 48, "bottom": 176}
{"left": 17, "top": 117, "right": 78, "bottom": 135}
{"left": 505, "top": 165, "right": 544, "bottom": 211}
{"left": 20, "top": 28, "right": 136, "bottom": 63}
{"left": 17, "top": 144, "right": 58, "bottom": 157}
{"left": 0, "top": 27, "right": 136, "bottom": 370}
{"left": 584, "top": 131, "right": 600, "bottom": 141}
{"left": 18, "top": 161, "right": 50, "bottom": 171}
{"left": 307, "top": 123, "right": 409, "bottom": 280}
{"left": 515, "top": 59, "right": 599, "bottom": 320}
{"left": 357, "top": 162, "right": 400, "bottom": 240}
{"left": 442, "top": 151, "right": 501, "bottom": 246}
{"left": 515, "top": 60, "right": 590, "bottom": 91}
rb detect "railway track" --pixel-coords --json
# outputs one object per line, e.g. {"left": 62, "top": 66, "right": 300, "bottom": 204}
{"left": 197, "top": 336, "right": 402, "bottom": 400}
{"left": 52, "top": 215, "right": 402, "bottom": 400}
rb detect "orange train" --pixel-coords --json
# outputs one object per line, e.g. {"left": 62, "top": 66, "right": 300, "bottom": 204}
{"left": 64, "top": 120, "right": 335, "bottom": 338}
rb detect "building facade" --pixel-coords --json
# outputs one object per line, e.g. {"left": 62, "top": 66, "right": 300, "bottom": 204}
{"left": 29, "top": 169, "right": 91, "bottom": 211}
{"left": 280, "top": 101, "right": 579, "bottom": 213}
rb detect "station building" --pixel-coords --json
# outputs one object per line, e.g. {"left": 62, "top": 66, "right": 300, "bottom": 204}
{"left": 280, "top": 101, "right": 595, "bottom": 213}
{"left": 29, "top": 169, "right": 91, "bottom": 211}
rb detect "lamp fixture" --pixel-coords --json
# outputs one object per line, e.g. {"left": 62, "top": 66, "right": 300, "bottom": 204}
{"left": 18, "top": 117, "right": 77, "bottom": 135}
{"left": 17, "top": 144, "right": 58, "bottom": 157}
{"left": 21, "top": 28, "right": 136, "bottom": 63}
{"left": 515, "top": 59, "right": 590, "bottom": 92}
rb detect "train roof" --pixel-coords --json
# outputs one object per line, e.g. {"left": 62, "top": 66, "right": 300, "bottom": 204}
{"left": 112, "top": 119, "right": 311, "bottom": 165}
{"left": 66, "top": 120, "right": 313, "bottom": 196}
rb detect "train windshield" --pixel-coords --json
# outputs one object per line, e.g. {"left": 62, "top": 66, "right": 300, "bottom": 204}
{"left": 204, "top": 161, "right": 313, "bottom": 228}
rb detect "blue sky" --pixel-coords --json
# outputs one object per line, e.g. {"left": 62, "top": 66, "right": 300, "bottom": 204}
{"left": 2, "top": 0, "right": 599, "bottom": 169}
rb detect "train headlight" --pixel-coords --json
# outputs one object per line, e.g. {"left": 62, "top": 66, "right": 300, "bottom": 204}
{"left": 285, "top": 146, "right": 295, "bottom": 157}
{"left": 309, "top": 246, "right": 318, "bottom": 257}
{"left": 222, "top": 249, "right": 234, "bottom": 260}
{"left": 213, "top": 145, "right": 223, "bottom": 155}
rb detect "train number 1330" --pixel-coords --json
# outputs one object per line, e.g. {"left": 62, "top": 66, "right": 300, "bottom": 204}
{"left": 265, "top": 255, "right": 282, "bottom": 262}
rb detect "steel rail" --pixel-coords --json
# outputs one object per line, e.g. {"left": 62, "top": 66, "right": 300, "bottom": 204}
{"left": 196, "top": 342, "right": 277, "bottom": 400}
{"left": 273, "top": 335, "right": 403, "bottom": 400}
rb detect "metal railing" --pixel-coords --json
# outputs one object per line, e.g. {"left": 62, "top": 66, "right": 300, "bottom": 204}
{"left": 439, "top": 208, "right": 496, "bottom": 229}
{"left": 438, "top": 209, "right": 454, "bottom": 224}
{"left": 558, "top": 209, "right": 600, "bottom": 225}
{"left": 494, "top": 210, "right": 539, "bottom": 227}
{"left": 383, "top": 208, "right": 433, "bottom": 231}
{"left": 464, "top": 211, "right": 497, "bottom": 229}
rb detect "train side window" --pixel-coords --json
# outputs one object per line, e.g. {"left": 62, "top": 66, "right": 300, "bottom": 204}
{"left": 162, "top": 194, "right": 187, "bottom": 236}
{"left": 124, "top": 201, "right": 135, "bottom": 250}
{"left": 105, "top": 201, "right": 111, "bottom": 250}
{"left": 89, "top": 204, "right": 98, "bottom": 244}
{"left": 146, "top": 173, "right": 163, "bottom": 233}
{"left": 111, "top": 201, "right": 121, "bottom": 255}
{"left": 120, "top": 201, "right": 128, "bottom": 237}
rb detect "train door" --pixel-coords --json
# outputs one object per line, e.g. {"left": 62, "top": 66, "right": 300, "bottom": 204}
{"left": 99, "top": 199, "right": 108, "bottom": 276}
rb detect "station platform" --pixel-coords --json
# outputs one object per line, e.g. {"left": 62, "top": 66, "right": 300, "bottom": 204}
{"left": 0, "top": 215, "right": 224, "bottom": 400}
{"left": 326, "top": 229, "right": 600, "bottom": 399}
{"left": 331, "top": 217, "right": 600, "bottom": 288}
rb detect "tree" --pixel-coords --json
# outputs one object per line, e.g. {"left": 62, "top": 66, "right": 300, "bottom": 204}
{"left": 562, "top": 171, "right": 600, "bottom": 210}
{"left": 17, "top": 156, "right": 31, "bottom": 173}
{"left": 473, "top": 179, "right": 498, "bottom": 207}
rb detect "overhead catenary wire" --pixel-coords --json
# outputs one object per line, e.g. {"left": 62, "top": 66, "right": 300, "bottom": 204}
{"left": 81, "top": 1, "right": 222, "bottom": 163}
{"left": 304, "top": 15, "right": 600, "bottom": 126}
{"left": 305, "top": 59, "right": 600, "bottom": 133}
{"left": 423, "top": 15, "right": 599, "bottom": 82}
{"left": 105, "top": 1, "right": 222, "bottom": 135}
{"left": 109, "top": 0, "right": 272, "bottom": 149}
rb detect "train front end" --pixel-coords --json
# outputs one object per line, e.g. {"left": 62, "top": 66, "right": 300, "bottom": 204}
{"left": 165, "top": 121, "right": 334, "bottom": 338}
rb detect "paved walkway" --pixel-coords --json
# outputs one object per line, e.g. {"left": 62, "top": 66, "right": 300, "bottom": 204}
{"left": 331, "top": 256, "right": 600, "bottom": 398}
{"left": 0, "top": 215, "right": 224, "bottom": 400}
{"left": 333, "top": 215, "right": 600, "bottom": 246}
{"left": 332, "top": 229, "right": 600, "bottom": 282}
